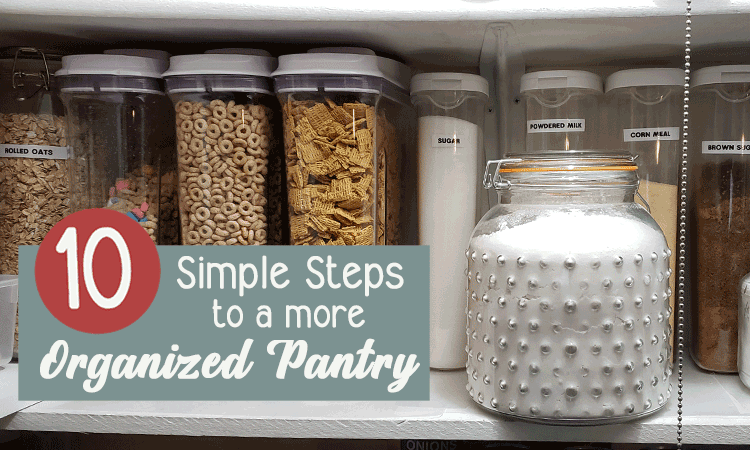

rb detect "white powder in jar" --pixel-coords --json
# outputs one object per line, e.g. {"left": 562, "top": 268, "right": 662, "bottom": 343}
{"left": 417, "top": 115, "right": 480, "bottom": 369}
{"left": 466, "top": 204, "right": 672, "bottom": 421}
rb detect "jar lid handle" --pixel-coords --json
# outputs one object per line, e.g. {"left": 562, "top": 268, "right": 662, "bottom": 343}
{"left": 483, "top": 159, "right": 522, "bottom": 190}
{"left": 12, "top": 47, "right": 51, "bottom": 96}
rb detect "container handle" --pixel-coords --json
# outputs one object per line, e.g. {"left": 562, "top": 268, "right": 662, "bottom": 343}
{"left": 12, "top": 47, "right": 50, "bottom": 94}
{"left": 483, "top": 158, "right": 522, "bottom": 190}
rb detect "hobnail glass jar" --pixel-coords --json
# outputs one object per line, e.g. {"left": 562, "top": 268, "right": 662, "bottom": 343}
{"left": 465, "top": 154, "right": 672, "bottom": 424}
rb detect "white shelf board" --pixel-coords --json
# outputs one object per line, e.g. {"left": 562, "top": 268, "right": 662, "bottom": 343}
{"left": 0, "top": 364, "right": 40, "bottom": 419}
{"left": 2, "top": 359, "right": 750, "bottom": 444}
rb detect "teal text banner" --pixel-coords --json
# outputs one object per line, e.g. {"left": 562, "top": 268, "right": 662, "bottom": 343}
{"left": 19, "top": 246, "right": 430, "bottom": 400}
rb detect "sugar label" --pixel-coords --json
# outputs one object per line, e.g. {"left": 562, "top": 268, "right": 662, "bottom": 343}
{"left": 624, "top": 127, "right": 679, "bottom": 142}
{"left": 527, "top": 119, "right": 585, "bottom": 133}
{"left": 0, "top": 144, "right": 69, "bottom": 160}
{"left": 431, "top": 134, "right": 466, "bottom": 148}
{"left": 702, "top": 141, "right": 750, "bottom": 155}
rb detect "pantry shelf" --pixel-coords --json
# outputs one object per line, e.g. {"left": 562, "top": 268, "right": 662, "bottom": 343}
{"left": 1, "top": 359, "right": 749, "bottom": 444}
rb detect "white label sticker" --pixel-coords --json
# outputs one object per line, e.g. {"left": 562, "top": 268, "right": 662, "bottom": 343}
{"left": 0, "top": 144, "right": 69, "bottom": 160}
{"left": 623, "top": 127, "right": 680, "bottom": 142}
{"left": 527, "top": 119, "right": 585, "bottom": 133}
{"left": 702, "top": 141, "right": 750, "bottom": 155}
{"left": 431, "top": 134, "right": 466, "bottom": 148}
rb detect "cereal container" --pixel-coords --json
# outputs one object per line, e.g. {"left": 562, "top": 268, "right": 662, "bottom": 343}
{"left": 0, "top": 47, "right": 68, "bottom": 358}
{"left": 689, "top": 65, "right": 750, "bottom": 373}
{"left": 163, "top": 50, "right": 286, "bottom": 245}
{"left": 273, "top": 48, "right": 413, "bottom": 246}
{"left": 56, "top": 53, "right": 179, "bottom": 244}
{"left": 466, "top": 154, "right": 672, "bottom": 423}
{"left": 521, "top": 70, "right": 602, "bottom": 153}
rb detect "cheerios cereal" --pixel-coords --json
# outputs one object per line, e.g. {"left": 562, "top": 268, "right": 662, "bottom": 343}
{"left": 174, "top": 99, "right": 281, "bottom": 245}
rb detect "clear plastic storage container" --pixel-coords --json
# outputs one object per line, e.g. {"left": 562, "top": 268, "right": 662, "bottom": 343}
{"left": 605, "top": 68, "right": 682, "bottom": 359}
{"left": 466, "top": 154, "right": 672, "bottom": 423}
{"left": 410, "top": 72, "right": 489, "bottom": 369}
{"left": 521, "top": 70, "right": 602, "bottom": 152}
{"left": 0, "top": 47, "right": 68, "bottom": 359}
{"left": 163, "top": 50, "right": 286, "bottom": 245}
{"left": 273, "top": 48, "right": 414, "bottom": 246}
{"left": 56, "top": 54, "right": 178, "bottom": 244}
{"left": 689, "top": 65, "right": 750, "bottom": 373}
{"left": 0, "top": 275, "right": 18, "bottom": 366}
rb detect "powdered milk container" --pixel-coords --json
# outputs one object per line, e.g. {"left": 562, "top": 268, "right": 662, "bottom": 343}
{"left": 521, "top": 70, "right": 602, "bottom": 153}
{"left": 465, "top": 154, "right": 672, "bottom": 423}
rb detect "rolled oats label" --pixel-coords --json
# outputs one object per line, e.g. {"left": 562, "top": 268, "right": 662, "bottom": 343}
{"left": 702, "top": 141, "right": 750, "bottom": 155}
{"left": 527, "top": 119, "right": 585, "bottom": 133}
{"left": 624, "top": 127, "right": 679, "bottom": 142}
{"left": 431, "top": 134, "right": 466, "bottom": 148}
{"left": 0, "top": 144, "right": 68, "bottom": 160}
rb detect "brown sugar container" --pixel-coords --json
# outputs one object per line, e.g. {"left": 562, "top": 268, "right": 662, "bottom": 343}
{"left": 272, "top": 48, "right": 414, "bottom": 246}
{"left": 689, "top": 65, "right": 750, "bottom": 372}
{"left": 0, "top": 48, "right": 69, "bottom": 359}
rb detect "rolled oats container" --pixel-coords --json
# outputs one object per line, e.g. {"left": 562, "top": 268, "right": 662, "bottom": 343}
{"left": 163, "top": 50, "right": 286, "bottom": 245}
{"left": 56, "top": 53, "right": 179, "bottom": 244}
{"left": 465, "top": 154, "right": 672, "bottom": 423}
{"left": 273, "top": 48, "right": 414, "bottom": 246}
{"left": 521, "top": 70, "right": 603, "bottom": 153}
{"left": 0, "top": 47, "right": 68, "bottom": 359}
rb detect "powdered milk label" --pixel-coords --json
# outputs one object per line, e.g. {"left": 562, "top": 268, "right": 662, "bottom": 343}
{"left": 624, "top": 127, "right": 679, "bottom": 142}
{"left": 527, "top": 119, "right": 585, "bottom": 133}
{"left": 0, "top": 144, "right": 68, "bottom": 160}
{"left": 431, "top": 134, "right": 466, "bottom": 148}
{"left": 702, "top": 141, "right": 750, "bottom": 155}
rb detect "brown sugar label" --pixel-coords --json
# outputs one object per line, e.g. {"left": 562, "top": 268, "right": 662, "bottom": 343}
{"left": 702, "top": 141, "right": 750, "bottom": 155}
{"left": 0, "top": 144, "right": 68, "bottom": 160}
{"left": 527, "top": 119, "right": 585, "bottom": 133}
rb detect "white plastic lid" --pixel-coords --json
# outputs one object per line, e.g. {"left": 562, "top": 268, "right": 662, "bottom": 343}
{"left": 104, "top": 49, "right": 171, "bottom": 73}
{"left": 410, "top": 72, "right": 489, "bottom": 97}
{"left": 520, "top": 70, "right": 602, "bottom": 93}
{"left": 692, "top": 65, "right": 750, "bottom": 87}
{"left": 272, "top": 47, "right": 410, "bottom": 91}
{"left": 605, "top": 68, "right": 683, "bottom": 92}
{"left": 206, "top": 48, "right": 273, "bottom": 57}
{"left": 55, "top": 54, "right": 164, "bottom": 78}
{"left": 162, "top": 52, "right": 276, "bottom": 78}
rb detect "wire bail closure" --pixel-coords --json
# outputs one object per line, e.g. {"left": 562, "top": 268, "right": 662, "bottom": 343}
{"left": 483, "top": 158, "right": 522, "bottom": 190}
{"left": 12, "top": 47, "right": 51, "bottom": 101}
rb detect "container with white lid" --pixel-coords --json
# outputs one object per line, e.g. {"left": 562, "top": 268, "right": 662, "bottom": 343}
{"left": 0, "top": 275, "right": 18, "bottom": 367}
{"left": 272, "top": 47, "right": 415, "bottom": 246}
{"left": 410, "top": 72, "right": 489, "bottom": 369}
{"left": 520, "top": 70, "right": 602, "bottom": 153}
{"left": 688, "top": 65, "right": 750, "bottom": 373}
{"left": 57, "top": 53, "right": 179, "bottom": 244}
{"left": 163, "top": 50, "right": 286, "bottom": 245}
{"left": 605, "top": 68, "right": 682, "bottom": 361}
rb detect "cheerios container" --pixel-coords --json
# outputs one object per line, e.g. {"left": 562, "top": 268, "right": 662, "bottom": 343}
{"left": 272, "top": 47, "right": 414, "bottom": 246}
{"left": 56, "top": 53, "right": 179, "bottom": 244}
{"left": 163, "top": 50, "right": 286, "bottom": 245}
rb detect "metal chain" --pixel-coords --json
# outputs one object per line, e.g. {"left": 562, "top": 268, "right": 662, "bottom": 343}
{"left": 677, "top": 0, "right": 691, "bottom": 447}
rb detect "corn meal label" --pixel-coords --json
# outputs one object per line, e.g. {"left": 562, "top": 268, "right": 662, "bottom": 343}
{"left": 623, "top": 127, "right": 679, "bottom": 142}
{"left": 0, "top": 144, "right": 68, "bottom": 160}
{"left": 527, "top": 119, "right": 585, "bottom": 133}
{"left": 702, "top": 141, "right": 750, "bottom": 155}
{"left": 431, "top": 134, "right": 466, "bottom": 148}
